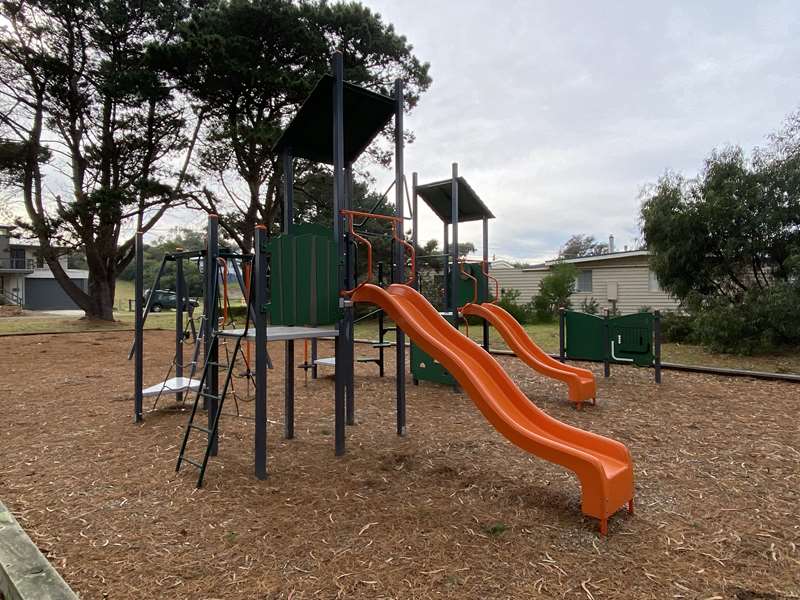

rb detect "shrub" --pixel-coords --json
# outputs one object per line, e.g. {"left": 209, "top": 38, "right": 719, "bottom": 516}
{"left": 659, "top": 311, "right": 694, "bottom": 343}
{"left": 498, "top": 287, "right": 531, "bottom": 324}
{"left": 580, "top": 297, "right": 600, "bottom": 315}
{"left": 534, "top": 263, "right": 577, "bottom": 321}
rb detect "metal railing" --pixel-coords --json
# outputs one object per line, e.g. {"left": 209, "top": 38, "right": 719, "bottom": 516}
{"left": 0, "top": 257, "right": 35, "bottom": 270}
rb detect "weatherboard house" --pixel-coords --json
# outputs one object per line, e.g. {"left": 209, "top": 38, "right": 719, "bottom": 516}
{"left": 491, "top": 249, "right": 680, "bottom": 314}
{"left": 0, "top": 224, "right": 89, "bottom": 310}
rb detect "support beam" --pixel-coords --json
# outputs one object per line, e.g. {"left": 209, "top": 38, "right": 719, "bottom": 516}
{"left": 285, "top": 340, "right": 295, "bottom": 438}
{"left": 394, "top": 78, "right": 406, "bottom": 436}
{"left": 134, "top": 231, "right": 144, "bottom": 422}
{"left": 206, "top": 214, "right": 219, "bottom": 455}
{"left": 450, "top": 162, "right": 459, "bottom": 329}
{"left": 254, "top": 225, "right": 268, "bottom": 479}
{"left": 482, "top": 216, "right": 489, "bottom": 351}
{"left": 332, "top": 51, "right": 346, "bottom": 456}
{"left": 175, "top": 255, "right": 185, "bottom": 404}
{"left": 345, "top": 164, "right": 355, "bottom": 426}
{"left": 283, "top": 150, "right": 294, "bottom": 235}
{"left": 411, "top": 172, "right": 418, "bottom": 290}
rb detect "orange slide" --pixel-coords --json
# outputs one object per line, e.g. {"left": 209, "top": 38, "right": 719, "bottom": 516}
{"left": 462, "top": 303, "right": 597, "bottom": 408}
{"left": 351, "top": 283, "right": 633, "bottom": 533}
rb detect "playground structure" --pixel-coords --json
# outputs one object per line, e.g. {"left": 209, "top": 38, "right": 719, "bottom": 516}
{"left": 131, "top": 51, "right": 634, "bottom": 533}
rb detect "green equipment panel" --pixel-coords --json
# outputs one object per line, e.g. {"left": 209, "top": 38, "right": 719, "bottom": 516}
{"left": 411, "top": 264, "right": 492, "bottom": 385}
{"left": 565, "top": 311, "right": 654, "bottom": 367}
{"left": 261, "top": 224, "right": 340, "bottom": 326}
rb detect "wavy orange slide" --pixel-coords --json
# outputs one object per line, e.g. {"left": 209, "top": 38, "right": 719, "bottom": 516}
{"left": 462, "top": 303, "right": 597, "bottom": 408}
{"left": 351, "top": 283, "right": 633, "bottom": 533}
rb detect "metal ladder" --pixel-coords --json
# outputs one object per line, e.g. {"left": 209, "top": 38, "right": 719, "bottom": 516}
{"left": 175, "top": 255, "right": 253, "bottom": 488}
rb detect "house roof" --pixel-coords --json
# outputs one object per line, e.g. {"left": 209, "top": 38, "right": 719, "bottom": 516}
{"left": 416, "top": 177, "right": 494, "bottom": 224}
{"left": 521, "top": 250, "right": 650, "bottom": 271}
{"left": 272, "top": 74, "right": 396, "bottom": 165}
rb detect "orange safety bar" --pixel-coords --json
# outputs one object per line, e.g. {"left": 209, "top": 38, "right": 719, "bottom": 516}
{"left": 340, "top": 209, "right": 416, "bottom": 295}
{"left": 217, "top": 257, "right": 230, "bottom": 326}
{"left": 482, "top": 259, "right": 499, "bottom": 304}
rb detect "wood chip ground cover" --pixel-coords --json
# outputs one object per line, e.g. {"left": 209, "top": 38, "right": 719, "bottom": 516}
{"left": 0, "top": 332, "right": 798, "bottom": 599}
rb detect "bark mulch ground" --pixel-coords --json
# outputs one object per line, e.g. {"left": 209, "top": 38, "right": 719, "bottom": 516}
{"left": 0, "top": 331, "right": 798, "bottom": 599}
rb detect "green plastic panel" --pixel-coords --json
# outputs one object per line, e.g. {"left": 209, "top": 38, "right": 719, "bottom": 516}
{"left": 411, "top": 341, "right": 455, "bottom": 385}
{"left": 564, "top": 311, "right": 654, "bottom": 366}
{"left": 261, "top": 224, "right": 340, "bottom": 326}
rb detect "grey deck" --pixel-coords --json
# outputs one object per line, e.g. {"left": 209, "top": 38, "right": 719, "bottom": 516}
{"left": 218, "top": 325, "right": 339, "bottom": 341}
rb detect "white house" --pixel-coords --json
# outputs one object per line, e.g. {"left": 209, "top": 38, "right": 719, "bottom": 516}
{"left": 0, "top": 224, "right": 89, "bottom": 310}
{"left": 490, "top": 250, "right": 680, "bottom": 314}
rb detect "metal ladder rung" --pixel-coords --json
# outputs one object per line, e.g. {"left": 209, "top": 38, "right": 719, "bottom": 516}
{"left": 189, "top": 424, "right": 211, "bottom": 434}
{"left": 182, "top": 457, "right": 203, "bottom": 469}
{"left": 200, "top": 392, "right": 222, "bottom": 401}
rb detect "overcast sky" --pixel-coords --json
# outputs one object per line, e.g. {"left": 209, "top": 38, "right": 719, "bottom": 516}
{"left": 362, "top": 0, "right": 800, "bottom": 262}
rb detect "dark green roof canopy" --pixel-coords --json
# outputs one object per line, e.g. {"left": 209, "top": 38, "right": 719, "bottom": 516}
{"left": 416, "top": 177, "right": 494, "bottom": 224}
{"left": 273, "top": 74, "right": 395, "bottom": 165}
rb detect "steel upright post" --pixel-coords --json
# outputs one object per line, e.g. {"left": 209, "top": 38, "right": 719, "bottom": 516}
{"left": 482, "top": 216, "right": 489, "bottom": 350}
{"left": 393, "top": 78, "right": 406, "bottom": 436}
{"left": 134, "top": 231, "right": 144, "bottom": 422}
{"left": 411, "top": 172, "right": 418, "bottom": 291}
{"left": 254, "top": 225, "right": 268, "bottom": 479}
{"left": 282, "top": 150, "right": 294, "bottom": 235}
{"left": 175, "top": 255, "right": 185, "bottom": 405}
{"left": 332, "top": 51, "right": 347, "bottom": 456}
{"left": 450, "top": 163, "right": 459, "bottom": 329}
{"left": 345, "top": 164, "right": 355, "bottom": 426}
{"left": 603, "top": 308, "right": 611, "bottom": 378}
{"left": 654, "top": 310, "right": 662, "bottom": 384}
{"left": 206, "top": 214, "right": 219, "bottom": 455}
{"left": 283, "top": 148, "right": 297, "bottom": 436}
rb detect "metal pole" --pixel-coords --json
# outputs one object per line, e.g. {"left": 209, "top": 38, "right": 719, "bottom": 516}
{"left": 603, "top": 308, "right": 610, "bottom": 378}
{"left": 127, "top": 255, "right": 168, "bottom": 360}
{"left": 411, "top": 172, "right": 418, "bottom": 291}
{"left": 378, "top": 261, "right": 385, "bottom": 377}
{"left": 345, "top": 164, "right": 355, "bottom": 427}
{"left": 283, "top": 150, "right": 294, "bottom": 235}
{"left": 482, "top": 216, "right": 489, "bottom": 350}
{"left": 254, "top": 225, "right": 268, "bottom": 479}
{"left": 558, "top": 307, "right": 566, "bottom": 363}
{"left": 285, "top": 339, "right": 294, "bottom": 438}
{"left": 394, "top": 78, "right": 406, "bottom": 436}
{"left": 175, "top": 255, "right": 184, "bottom": 405}
{"left": 332, "top": 51, "right": 346, "bottom": 456}
{"left": 450, "top": 163, "right": 459, "bottom": 329}
{"left": 134, "top": 231, "right": 144, "bottom": 422}
{"left": 654, "top": 310, "right": 662, "bottom": 384}
{"left": 206, "top": 214, "right": 219, "bottom": 455}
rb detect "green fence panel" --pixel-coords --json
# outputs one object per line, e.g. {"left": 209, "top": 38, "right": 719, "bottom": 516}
{"left": 261, "top": 225, "right": 340, "bottom": 326}
{"left": 609, "top": 312, "right": 654, "bottom": 366}
{"left": 564, "top": 311, "right": 605, "bottom": 361}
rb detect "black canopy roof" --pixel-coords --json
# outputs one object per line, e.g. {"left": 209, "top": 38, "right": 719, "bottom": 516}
{"left": 416, "top": 177, "right": 494, "bottom": 224}
{"left": 273, "top": 74, "right": 395, "bottom": 165}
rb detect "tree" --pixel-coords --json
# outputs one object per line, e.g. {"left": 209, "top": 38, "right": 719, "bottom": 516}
{"left": 159, "top": 0, "right": 431, "bottom": 253}
{"left": 640, "top": 115, "right": 800, "bottom": 352}
{"left": 0, "top": 0, "right": 199, "bottom": 320}
{"left": 533, "top": 262, "right": 577, "bottom": 320}
{"left": 559, "top": 234, "right": 608, "bottom": 259}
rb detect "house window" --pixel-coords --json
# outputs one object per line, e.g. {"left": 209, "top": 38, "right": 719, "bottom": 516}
{"left": 575, "top": 270, "right": 593, "bottom": 293}
{"left": 648, "top": 270, "right": 661, "bottom": 292}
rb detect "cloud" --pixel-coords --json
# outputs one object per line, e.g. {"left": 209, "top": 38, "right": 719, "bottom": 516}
{"left": 363, "top": 0, "right": 800, "bottom": 262}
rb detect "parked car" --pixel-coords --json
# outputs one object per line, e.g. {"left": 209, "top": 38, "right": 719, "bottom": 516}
{"left": 144, "top": 289, "right": 199, "bottom": 312}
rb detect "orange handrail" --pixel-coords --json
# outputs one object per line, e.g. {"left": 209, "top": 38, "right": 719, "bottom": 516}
{"left": 340, "top": 209, "right": 416, "bottom": 295}
{"left": 482, "top": 260, "right": 499, "bottom": 304}
{"left": 458, "top": 258, "right": 478, "bottom": 310}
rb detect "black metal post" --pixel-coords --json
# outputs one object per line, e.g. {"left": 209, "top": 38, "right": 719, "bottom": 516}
{"left": 450, "top": 163, "right": 459, "bottom": 329}
{"left": 127, "top": 255, "right": 168, "bottom": 360}
{"left": 332, "top": 51, "right": 346, "bottom": 456}
{"left": 283, "top": 150, "right": 294, "bottom": 235}
{"left": 378, "top": 261, "right": 385, "bottom": 377}
{"left": 175, "top": 254, "right": 185, "bottom": 405}
{"left": 134, "top": 231, "right": 144, "bottom": 422}
{"left": 558, "top": 307, "right": 566, "bottom": 363}
{"left": 285, "top": 339, "right": 294, "bottom": 438}
{"left": 254, "top": 225, "right": 268, "bottom": 479}
{"left": 411, "top": 172, "right": 418, "bottom": 291}
{"left": 311, "top": 339, "right": 318, "bottom": 379}
{"left": 394, "top": 78, "right": 406, "bottom": 436}
{"left": 482, "top": 216, "right": 489, "bottom": 350}
{"left": 345, "top": 163, "right": 355, "bottom": 426}
{"left": 206, "top": 215, "right": 219, "bottom": 455}
{"left": 654, "top": 310, "right": 662, "bottom": 384}
{"left": 603, "top": 308, "right": 610, "bottom": 378}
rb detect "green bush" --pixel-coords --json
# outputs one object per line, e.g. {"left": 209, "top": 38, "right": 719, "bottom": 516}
{"left": 497, "top": 287, "right": 531, "bottom": 324}
{"left": 534, "top": 263, "right": 577, "bottom": 321}
{"left": 580, "top": 297, "right": 600, "bottom": 315}
{"left": 659, "top": 311, "right": 694, "bottom": 343}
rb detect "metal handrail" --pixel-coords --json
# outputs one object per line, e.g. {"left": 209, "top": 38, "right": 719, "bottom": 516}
{"left": 0, "top": 258, "right": 34, "bottom": 270}
{"left": 340, "top": 209, "right": 416, "bottom": 295}
{"left": 482, "top": 260, "right": 499, "bottom": 304}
